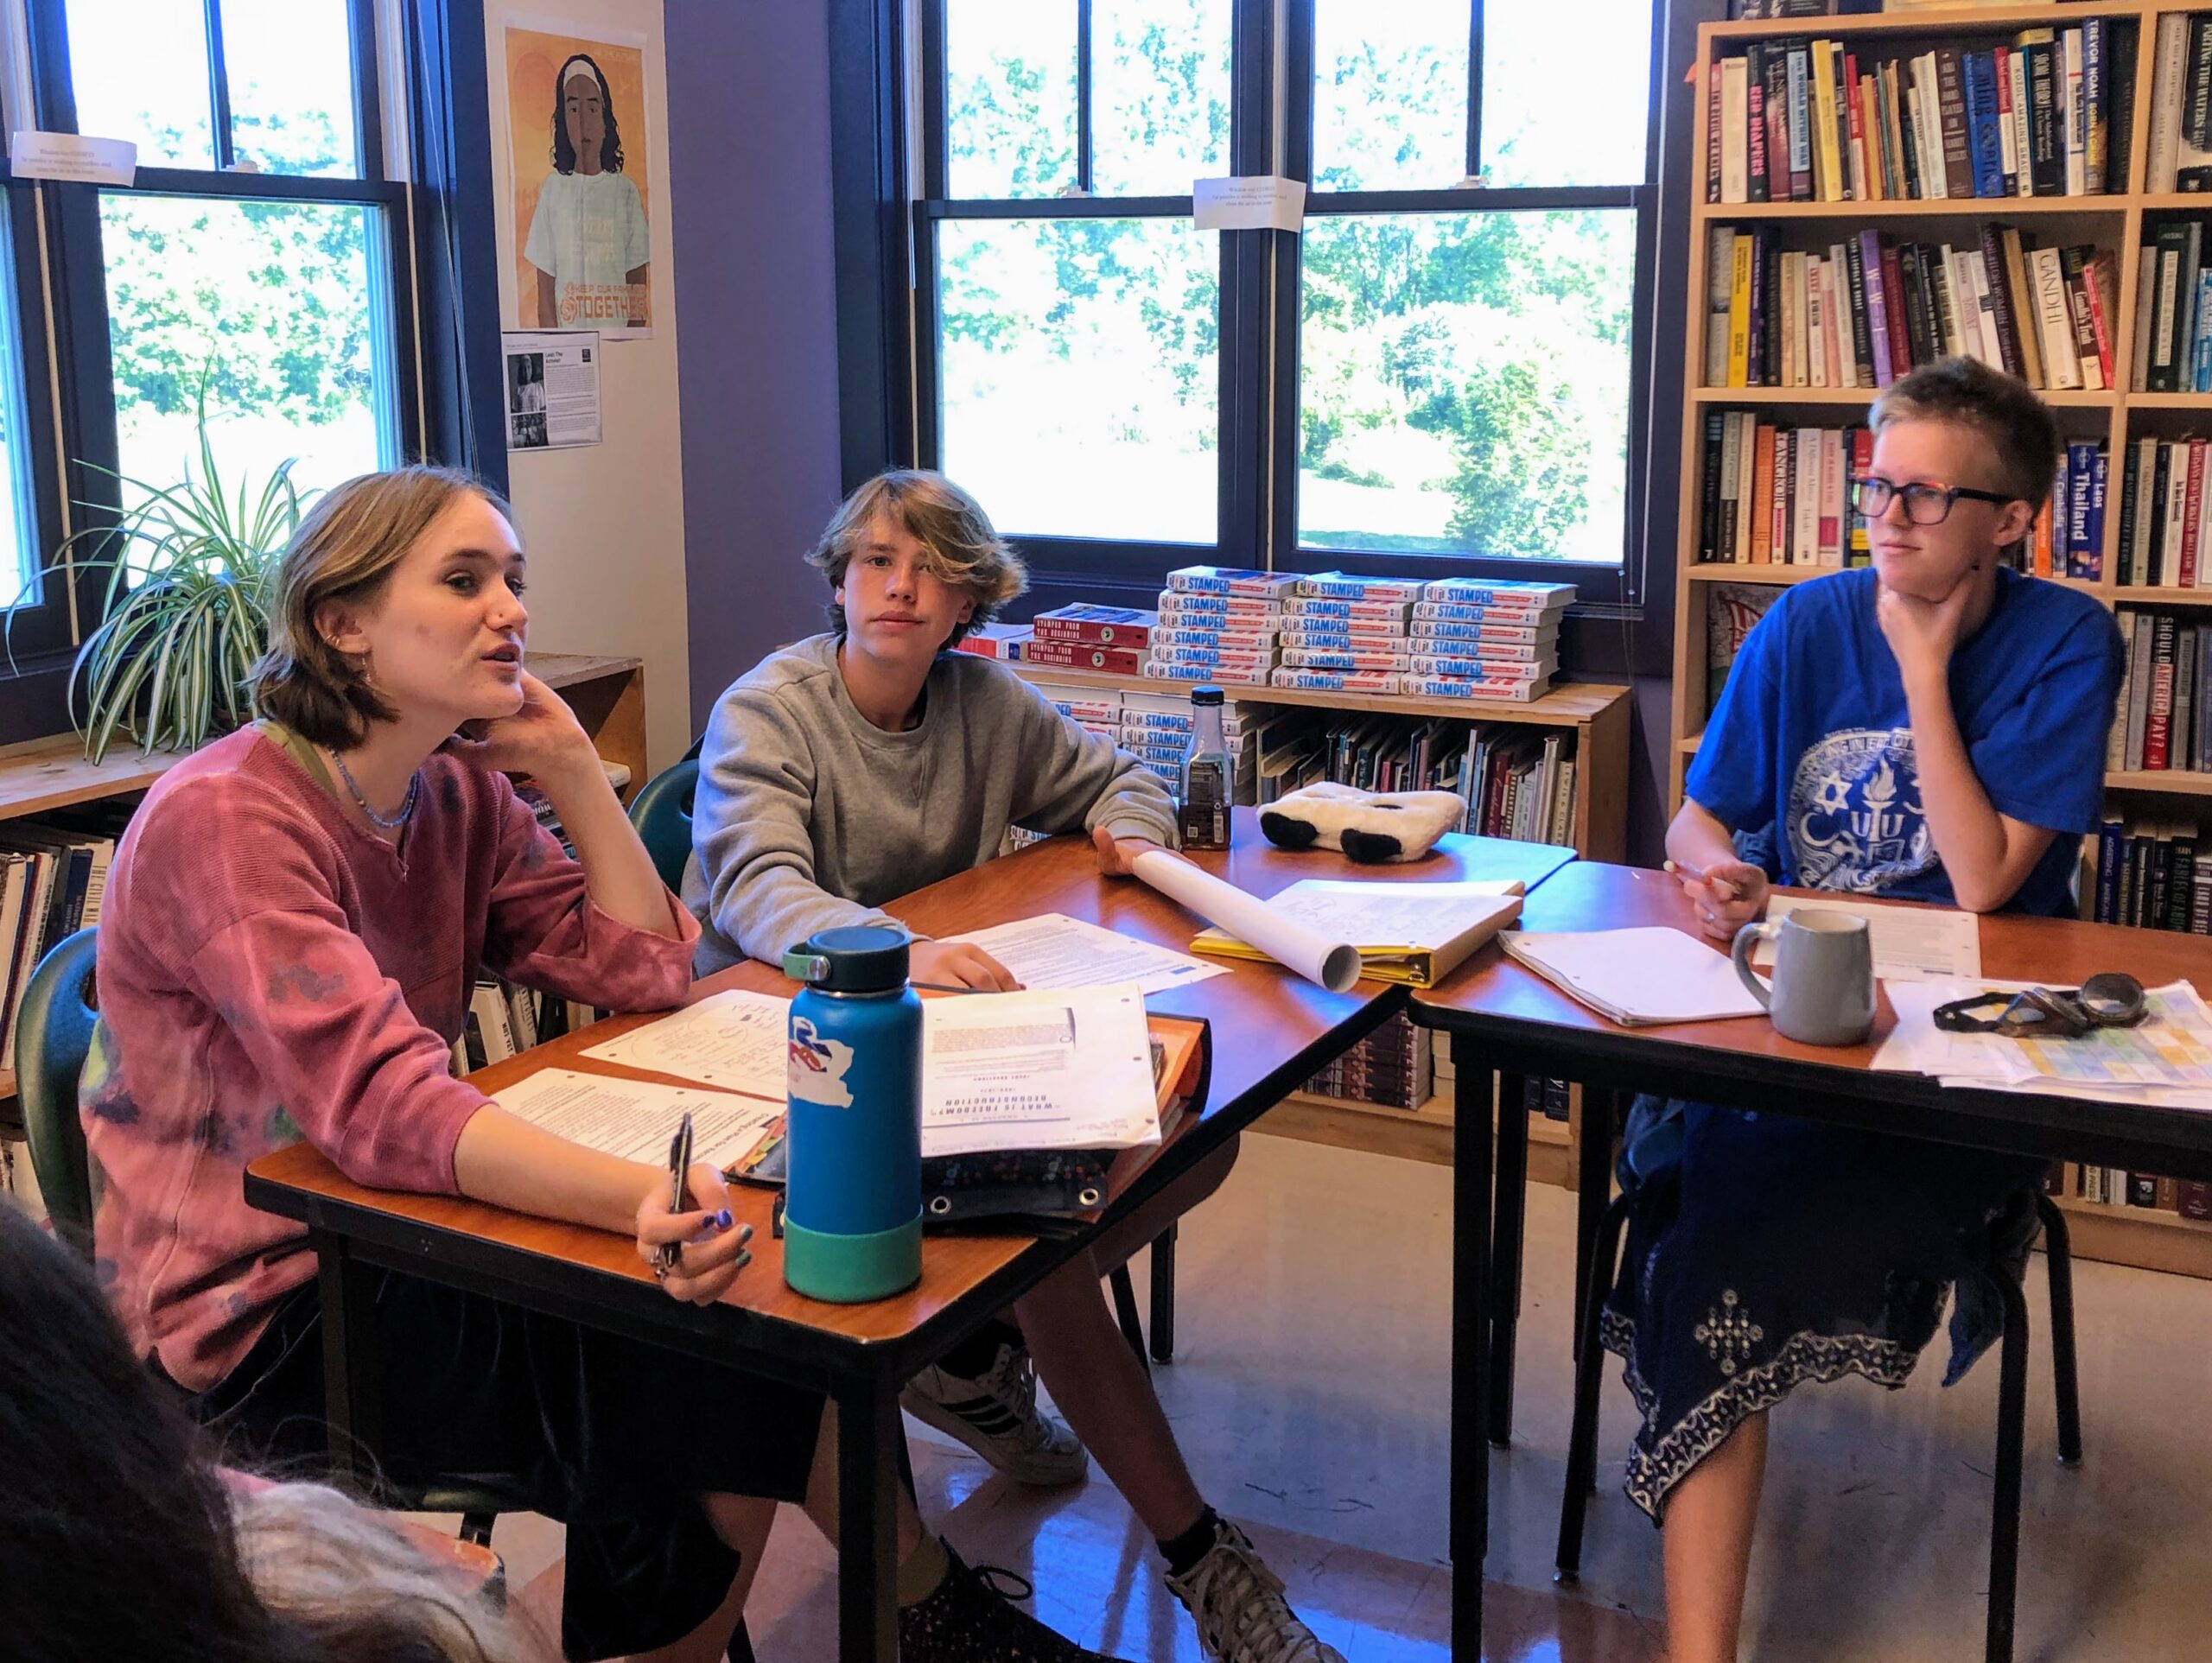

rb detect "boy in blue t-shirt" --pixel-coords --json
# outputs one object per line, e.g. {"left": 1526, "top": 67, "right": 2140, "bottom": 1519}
{"left": 1616, "top": 359, "right": 2124, "bottom": 1663}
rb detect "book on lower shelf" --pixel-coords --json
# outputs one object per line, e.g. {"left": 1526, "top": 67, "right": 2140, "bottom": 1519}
{"left": 0, "top": 804, "right": 127, "bottom": 1076}
{"left": 2073, "top": 1163, "right": 2212, "bottom": 1222}
{"left": 2109, "top": 609, "right": 2212, "bottom": 773}
{"left": 2087, "top": 809, "right": 2211, "bottom": 932}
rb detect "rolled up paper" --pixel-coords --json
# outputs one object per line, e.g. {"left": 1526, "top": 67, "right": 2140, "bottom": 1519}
{"left": 1131, "top": 849, "right": 1363, "bottom": 993}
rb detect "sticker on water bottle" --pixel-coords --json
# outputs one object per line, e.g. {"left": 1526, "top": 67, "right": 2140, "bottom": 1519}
{"left": 788, "top": 1016, "right": 858, "bottom": 1108}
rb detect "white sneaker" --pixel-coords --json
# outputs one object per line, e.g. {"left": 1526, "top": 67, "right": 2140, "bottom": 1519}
{"left": 901, "top": 1338, "right": 1090, "bottom": 1488}
{"left": 1165, "top": 1520, "right": 1346, "bottom": 1663}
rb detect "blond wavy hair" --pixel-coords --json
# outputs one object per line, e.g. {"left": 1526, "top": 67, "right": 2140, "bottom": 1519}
{"left": 804, "top": 469, "right": 1027, "bottom": 646}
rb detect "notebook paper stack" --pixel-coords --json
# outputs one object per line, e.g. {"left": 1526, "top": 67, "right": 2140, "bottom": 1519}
{"left": 1190, "top": 879, "right": 1524, "bottom": 988}
{"left": 1497, "top": 927, "right": 1766, "bottom": 1026}
{"left": 1261, "top": 573, "right": 1575, "bottom": 701}
{"left": 1145, "top": 567, "right": 1297, "bottom": 684}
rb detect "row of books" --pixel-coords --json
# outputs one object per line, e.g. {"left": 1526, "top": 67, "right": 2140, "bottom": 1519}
{"left": 1702, "top": 224, "right": 2116, "bottom": 393}
{"left": 1300, "top": 1012, "right": 1432, "bottom": 1113}
{"left": 1251, "top": 714, "right": 1577, "bottom": 847}
{"left": 2089, "top": 813, "right": 2210, "bottom": 933}
{"left": 1698, "top": 416, "right": 1867, "bottom": 568}
{"left": 2111, "top": 609, "right": 2212, "bottom": 774}
{"left": 450, "top": 978, "right": 593, "bottom": 1077}
{"left": 2070, "top": 1164, "right": 2212, "bottom": 1220}
{"left": 1705, "top": 22, "right": 2130, "bottom": 206}
{"left": 0, "top": 806, "right": 125, "bottom": 1075}
{"left": 1427, "top": 1036, "right": 1570, "bottom": 1126}
{"left": 2136, "top": 218, "right": 2212, "bottom": 392}
{"left": 2113, "top": 437, "right": 2212, "bottom": 589}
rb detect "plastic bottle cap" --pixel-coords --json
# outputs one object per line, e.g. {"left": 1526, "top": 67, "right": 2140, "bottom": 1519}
{"left": 1192, "top": 685, "right": 1224, "bottom": 705}
{"left": 783, "top": 924, "right": 912, "bottom": 993}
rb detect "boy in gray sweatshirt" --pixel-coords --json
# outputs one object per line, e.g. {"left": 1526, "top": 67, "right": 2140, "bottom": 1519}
{"left": 685, "top": 471, "right": 1346, "bottom": 1663}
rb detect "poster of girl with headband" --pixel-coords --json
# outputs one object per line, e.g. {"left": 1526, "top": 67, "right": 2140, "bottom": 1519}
{"left": 502, "top": 20, "right": 655, "bottom": 339}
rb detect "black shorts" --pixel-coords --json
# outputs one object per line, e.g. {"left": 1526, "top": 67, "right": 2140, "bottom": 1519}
{"left": 178, "top": 1272, "right": 825, "bottom": 1660}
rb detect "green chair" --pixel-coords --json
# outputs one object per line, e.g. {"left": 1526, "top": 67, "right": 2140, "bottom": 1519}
{"left": 14, "top": 929, "right": 537, "bottom": 1552}
{"left": 16, "top": 928, "right": 98, "bottom": 1254}
{"left": 628, "top": 756, "right": 701, "bottom": 891}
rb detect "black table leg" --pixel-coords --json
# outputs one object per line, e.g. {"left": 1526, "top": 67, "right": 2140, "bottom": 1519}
{"left": 1489, "top": 1073, "right": 1529, "bottom": 1448}
{"left": 1572, "top": 1089, "right": 1616, "bottom": 1362}
{"left": 315, "top": 1230, "right": 382, "bottom": 1490}
{"left": 1452, "top": 1050, "right": 1494, "bottom": 1659}
{"left": 1149, "top": 1223, "right": 1178, "bottom": 1365}
{"left": 836, "top": 1378, "right": 901, "bottom": 1663}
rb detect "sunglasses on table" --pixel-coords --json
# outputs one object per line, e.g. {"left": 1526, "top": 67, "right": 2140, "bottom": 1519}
{"left": 1850, "top": 477, "right": 2018, "bottom": 525}
{"left": 1932, "top": 973, "right": 2149, "bottom": 1040}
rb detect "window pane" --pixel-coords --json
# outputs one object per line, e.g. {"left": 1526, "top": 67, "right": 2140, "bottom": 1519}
{"left": 945, "top": 0, "right": 1077, "bottom": 198}
{"left": 223, "top": 0, "right": 363, "bottom": 178}
{"left": 65, "top": 0, "right": 216, "bottom": 168}
{"left": 938, "top": 217, "right": 1218, "bottom": 542}
{"left": 0, "top": 210, "right": 37, "bottom": 607}
{"left": 102, "top": 195, "right": 391, "bottom": 510}
{"left": 1482, "top": 0, "right": 1651, "bottom": 187}
{"left": 1311, "top": 1, "right": 1466, "bottom": 193}
{"left": 1298, "top": 210, "right": 1636, "bottom": 563}
{"left": 1091, "top": 0, "right": 1231, "bottom": 197}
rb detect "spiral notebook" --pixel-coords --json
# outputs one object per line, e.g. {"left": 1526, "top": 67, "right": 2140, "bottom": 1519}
{"left": 1498, "top": 927, "right": 1766, "bottom": 1026}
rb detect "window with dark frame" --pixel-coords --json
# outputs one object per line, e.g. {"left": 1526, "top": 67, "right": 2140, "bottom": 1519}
{"left": 909, "top": 0, "right": 1666, "bottom": 608}
{"left": 3, "top": 0, "right": 416, "bottom": 739}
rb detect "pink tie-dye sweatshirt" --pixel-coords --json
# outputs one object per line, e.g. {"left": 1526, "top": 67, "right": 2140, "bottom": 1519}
{"left": 85, "top": 724, "right": 699, "bottom": 1392}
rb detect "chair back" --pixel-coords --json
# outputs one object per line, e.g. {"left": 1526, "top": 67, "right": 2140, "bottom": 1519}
{"left": 17, "top": 929, "right": 99, "bottom": 1253}
{"left": 627, "top": 758, "right": 701, "bottom": 891}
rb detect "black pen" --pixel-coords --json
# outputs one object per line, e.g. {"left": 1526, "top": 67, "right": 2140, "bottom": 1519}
{"left": 657, "top": 1110, "right": 694, "bottom": 1274}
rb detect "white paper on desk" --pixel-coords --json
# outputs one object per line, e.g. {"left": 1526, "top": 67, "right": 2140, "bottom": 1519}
{"left": 1878, "top": 978, "right": 2212, "bottom": 1101}
{"left": 494, "top": 1068, "right": 784, "bottom": 1170}
{"left": 941, "top": 912, "right": 1226, "bottom": 996}
{"left": 1500, "top": 927, "right": 1767, "bottom": 1026}
{"left": 1759, "top": 894, "right": 1981, "bottom": 981}
{"left": 1134, "top": 848, "right": 1362, "bottom": 991}
{"left": 581, "top": 988, "right": 788, "bottom": 1100}
{"left": 920, "top": 984, "right": 1160, "bottom": 1157}
{"left": 1195, "top": 879, "right": 1522, "bottom": 949}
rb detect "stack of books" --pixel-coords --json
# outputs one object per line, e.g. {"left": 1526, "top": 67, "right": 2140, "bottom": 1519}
{"left": 1706, "top": 22, "right": 2131, "bottom": 206}
{"left": 1702, "top": 224, "right": 2116, "bottom": 392}
{"left": 1030, "top": 680, "right": 1125, "bottom": 744}
{"left": 1263, "top": 573, "right": 1573, "bottom": 703}
{"left": 2111, "top": 607, "right": 2212, "bottom": 775}
{"left": 1115, "top": 690, "right": 1254, "bottom": 794}
{"left": 2133, "top": 217, "right": 2212, "bottom": 392}
{"left": 1301, "top": 1011, "right": 1432, "bottom": 1112}
{"left": 0, "top": 809, "right": 124, "bottom": 1074}
{"left": 1022, "top": 604, "right": 1158, "bottom": 676}
{"left": 952, "top": 622, "right": 1033, "bottom": 662}
{"left": 1145, "top": 568, "right": 1296, "bottom": 683}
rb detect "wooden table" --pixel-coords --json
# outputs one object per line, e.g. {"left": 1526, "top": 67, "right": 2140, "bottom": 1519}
{"left": 1411, "top": 861, "right": 2212, "bottom": 1663}
{"left": 245, "top": 812, "right": 1569, "bottom": 1662}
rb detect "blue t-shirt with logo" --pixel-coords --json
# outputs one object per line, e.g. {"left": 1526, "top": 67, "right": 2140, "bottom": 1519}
{"left": 1686, "top": 568, "right": 2124, "bottom": 919}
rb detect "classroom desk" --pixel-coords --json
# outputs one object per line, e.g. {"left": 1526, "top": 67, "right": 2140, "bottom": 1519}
{"left": 1412, "top": 860, "right": 2212, "bottom": 1663}
{"left": 245, "top": 812, "right": 1567, "bottom": 1663}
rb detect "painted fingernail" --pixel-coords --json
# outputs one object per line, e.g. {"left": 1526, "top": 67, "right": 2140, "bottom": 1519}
{"left": 715, "top": 1209, "right": 734, "bottom": 1229}
{"left": 735, "top": 1249, "right": 753, "bottom": 1270}
{"left": 738, "top": 1223, "right": 755, "bottom": 1244}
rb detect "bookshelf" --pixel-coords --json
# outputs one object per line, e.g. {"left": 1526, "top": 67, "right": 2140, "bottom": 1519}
{"left": 1011, "top": 662, "right": 1629, "bottom": 1192}
{"left": 1674, "top": 2, "right": 2212, "bottom": 1279}
{"left": 0, "top": 653, "right": 649, "bottom": 1115}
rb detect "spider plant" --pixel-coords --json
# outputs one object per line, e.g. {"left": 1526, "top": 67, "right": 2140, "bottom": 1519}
{"left": 44, "top": 416, "right": 303, "bottom": 762}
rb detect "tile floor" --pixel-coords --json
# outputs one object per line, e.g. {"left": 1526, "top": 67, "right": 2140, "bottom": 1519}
{"left": 456, "top": 1130, "right": 2212, "bottom": 1660}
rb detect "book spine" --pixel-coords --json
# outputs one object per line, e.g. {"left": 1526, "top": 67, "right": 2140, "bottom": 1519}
{"left": 2083, "top": 19, "right": 2107, "bottom": 194}
{"left": 1859, "top": 232, "right": 1892, "bottom": 386}
{"left": 1747, "top": 44, "right": 1770, "bottom": 203}
{"left": 2026, "top": 41, "right": 2063, "bottom": 196}
{"left": 1845, "top": 233, "right": 1876, "bottom": 386}
{"left": 2063, "top": 27, "right": 2086, "bottom": 196}
{"left": 1963, "top": 49, "right": 2005, "bottom": 199}
{"left": 1936, "top": 48, "right": 1974, "bottom": 200}
{"left": 1706, "top": 59, "right": 1723, "bottom": 203}
{"left": 1879, "top": 241, "right": 1913, "bottom": 376}
{"left": 1788, "top": 45, "right": 1815, "bottom": 200}
{"left": 1728, "top": 229, "right": 1754, "bottom": 386}
{"left": 2068, "top": 441, "right": 2094, "bottom": 580}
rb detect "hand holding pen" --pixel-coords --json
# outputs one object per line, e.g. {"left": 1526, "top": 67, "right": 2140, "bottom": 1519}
{"left": 634, "top": 1109, "right": 754, "bottom": 1306}
{"left": 1664, "top": 855, "right": 1770, "bottom": 944}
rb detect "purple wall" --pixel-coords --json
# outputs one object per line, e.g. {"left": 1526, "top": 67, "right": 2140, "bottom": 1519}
{"left": 667, "top": 1, "right": 847, "bottom": 728}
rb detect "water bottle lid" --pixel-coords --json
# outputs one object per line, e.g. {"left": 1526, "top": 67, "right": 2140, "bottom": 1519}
{"left": 784, "top": 924, "right": 911, "bottom": 993}
{"left": 1192, "top": 685, "right": 1224, "bottom": 706}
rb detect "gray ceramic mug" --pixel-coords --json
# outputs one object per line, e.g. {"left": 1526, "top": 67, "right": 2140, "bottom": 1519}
{"left": 1730, "top": 911, "right": 1876, "bottom": 1046}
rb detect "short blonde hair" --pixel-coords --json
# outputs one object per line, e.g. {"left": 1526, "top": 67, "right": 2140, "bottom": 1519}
{"left": 804, "top": 469, "right": 1027, "bottom": 645}
{"left": 251, "top": 467, "right": 513, "bottom": 748}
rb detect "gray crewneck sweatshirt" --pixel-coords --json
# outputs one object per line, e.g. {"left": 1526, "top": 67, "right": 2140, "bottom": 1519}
{"left": 683, "top": 633, "right": 1179, "bottom": 975}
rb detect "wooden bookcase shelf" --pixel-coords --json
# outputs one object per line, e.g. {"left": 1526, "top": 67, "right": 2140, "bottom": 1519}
{"left": 1675, "top": 3, "right": 2212, "bottom": 1279}
{"left": 0, "top": 653, "right": 648, "bottom": 1113}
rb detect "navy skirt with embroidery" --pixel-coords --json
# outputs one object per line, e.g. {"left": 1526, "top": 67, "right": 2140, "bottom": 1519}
{"left": 1601, "top": 1100, "right": 2046, "bottom": 1522}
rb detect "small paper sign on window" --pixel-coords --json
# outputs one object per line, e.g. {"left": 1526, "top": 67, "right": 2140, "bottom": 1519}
{"left": 10, "top": 131, "right": 137, "bottom": 186}
{"left": 1192, "top": 175, "right": 1305, "bottom": 232}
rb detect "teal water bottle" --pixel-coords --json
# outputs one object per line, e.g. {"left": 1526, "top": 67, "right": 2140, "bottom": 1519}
{"left": 781, "top": 925, "right": 924, "bottom": 1302}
